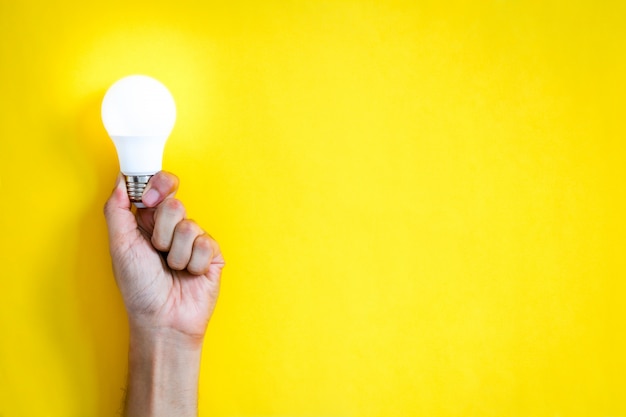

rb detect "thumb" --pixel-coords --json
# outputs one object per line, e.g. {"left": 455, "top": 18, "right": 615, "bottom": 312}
{"left": 104, "top": 173, "right": 137, "bottom": 244}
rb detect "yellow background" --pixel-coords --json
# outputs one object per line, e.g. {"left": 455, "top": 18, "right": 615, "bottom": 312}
{"left": 1, "top": 1, "right": 625, "bottom": 416}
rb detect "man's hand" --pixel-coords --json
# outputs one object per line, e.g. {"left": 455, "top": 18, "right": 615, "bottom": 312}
{"left": 104, "top": 171, "right": 225, "bottom": 417}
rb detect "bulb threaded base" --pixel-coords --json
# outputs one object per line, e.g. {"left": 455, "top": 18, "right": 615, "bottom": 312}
{"left": 126, "top": 175, "right": 152, "bottom": 208}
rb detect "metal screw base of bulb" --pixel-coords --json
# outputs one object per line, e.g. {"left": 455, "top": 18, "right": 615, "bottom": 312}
{"left": 126, "top": 175, "right": 152, "bottom": 208}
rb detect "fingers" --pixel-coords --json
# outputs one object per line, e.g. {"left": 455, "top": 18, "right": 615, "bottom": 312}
{"left": 151, "top": 195, "right": 221, "bottom": 275}
{"left": 167, "top": 220, "right": 204, "bottom": 271}
{"left": 151, "top": 198, "right": 187, "bottom": 251}
{"left": 167, "top": 220, "right": 220, "bottom": 275}
{"left": 187, "top": 235, "right": 214, "bottom": 275}
{"left": 141, "top": 171, "right": 179, "bottom": 208}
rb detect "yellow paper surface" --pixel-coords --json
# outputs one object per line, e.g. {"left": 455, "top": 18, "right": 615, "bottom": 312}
{"left": 1, "top": 1, "right": 625, "bottom": 416}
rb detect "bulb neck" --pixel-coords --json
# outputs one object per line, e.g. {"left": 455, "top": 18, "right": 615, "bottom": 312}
{"left": 126, "top": 175, "right": 152, "bottom": 208}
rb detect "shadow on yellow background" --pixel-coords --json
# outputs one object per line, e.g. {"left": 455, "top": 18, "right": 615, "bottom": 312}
{"left": 1, "top": 1, "right": 625, "bottom": 416}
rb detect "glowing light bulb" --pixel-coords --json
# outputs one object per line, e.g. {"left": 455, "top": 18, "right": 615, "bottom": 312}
{"left": 101, "top": 75, "right": 176, "bottom": 208}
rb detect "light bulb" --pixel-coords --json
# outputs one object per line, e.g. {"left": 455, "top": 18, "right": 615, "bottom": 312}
{"left": 101, "top": 75, "right": 176, "bottom": 208}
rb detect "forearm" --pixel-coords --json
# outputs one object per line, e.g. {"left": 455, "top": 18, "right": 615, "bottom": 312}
{"left": 125, "top": 325, "right": 204, "bottom": 417}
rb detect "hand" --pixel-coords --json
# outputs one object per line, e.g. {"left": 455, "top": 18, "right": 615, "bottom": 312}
{"left": 104, "top": 171, "right": 225, "bottom": 344}
{"left": 104, "top": 171, "right": 224, "bottom": 417}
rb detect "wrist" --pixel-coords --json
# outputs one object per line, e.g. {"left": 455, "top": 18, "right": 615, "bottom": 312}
{"left": 129, "top": 320, "right": 206, "bottom": 351}
{"left": 125, "top": 325, "right": 203, "bottom": 417}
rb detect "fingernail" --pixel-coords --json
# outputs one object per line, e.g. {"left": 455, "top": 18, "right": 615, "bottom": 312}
{"left": 142, "top": 188, "right": 159, "bottom": 206}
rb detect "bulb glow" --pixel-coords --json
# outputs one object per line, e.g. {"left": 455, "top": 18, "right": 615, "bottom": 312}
{"left": 101, "top": 75, "right": 176, "bottom": 206}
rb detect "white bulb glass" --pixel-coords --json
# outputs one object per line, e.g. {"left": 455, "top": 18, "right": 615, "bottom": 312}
{"left": 101, "top": 75, "right": 176, "bottom": 206}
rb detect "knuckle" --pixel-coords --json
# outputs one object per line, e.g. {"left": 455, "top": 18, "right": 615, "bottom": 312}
{"left": 163, "top": 197, "right": 184, "bottom": 213}
{"left": 155, "top": 198, "right": 186, "bottom": 221}
{"left": 176, "top": 219, "right": 198, "bottom": 236}
{"left": 195, "top": 235, "right": 212, "bottom": 252}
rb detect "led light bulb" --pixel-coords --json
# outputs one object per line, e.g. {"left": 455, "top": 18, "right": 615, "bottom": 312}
{"left": 101, "top": 75, "right": 176, "bottom": 208}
